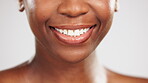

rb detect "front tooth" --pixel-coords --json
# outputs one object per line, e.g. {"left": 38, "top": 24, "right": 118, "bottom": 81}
{"left": 86, "top": 28, "right": 89, "bottom": 31}
{"left": 74, "top": 30, "right": 79, "bottom": 36}
{"left": 62, "top": 30, "right": 65, "bottom": 34}
{"left": 84, "top": 28, "right": 89, "bottom": 33}
{"left": 74, "top": 29, "right": 80, "bottom": 36}
{"left": 63, "top": 29, "right": 67, "bottom": 35}
{"left": 68, "top": 30, "right": 74, "bottom": 36}
{"left": 59, "top": 29, "right": 63, "bottom": 33}
{"left": 79, "top": 29, "right": 84, "bottom": 35}
{"left": 83, "top": 28, "right": 87, "bottom": 33}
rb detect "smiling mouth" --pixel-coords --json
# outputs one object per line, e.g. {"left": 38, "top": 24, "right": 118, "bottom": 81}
{"left": 49, "top": 24, "right": 96, "bottom": 45}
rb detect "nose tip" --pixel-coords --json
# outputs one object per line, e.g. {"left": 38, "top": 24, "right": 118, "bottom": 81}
{"left": 57, "top": 1, "right": 89, "bottom": 17}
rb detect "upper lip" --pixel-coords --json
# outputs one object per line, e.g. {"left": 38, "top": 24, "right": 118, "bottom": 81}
{"left": 49, "top": 24, "right": 97, "bottom": 30}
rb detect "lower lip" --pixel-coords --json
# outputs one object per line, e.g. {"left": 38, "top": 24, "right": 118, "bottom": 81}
{"left": 50, "top": 26, "right": 95, "bottom": 45}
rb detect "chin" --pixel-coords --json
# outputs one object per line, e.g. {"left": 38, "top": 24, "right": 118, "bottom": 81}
{"left": 55, "top": 48, "right": 93, "bottom": 63}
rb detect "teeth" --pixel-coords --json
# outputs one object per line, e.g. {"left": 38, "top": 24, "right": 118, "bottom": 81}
{"left": 74, "top": 30, "right": 80, "bottom": 36}
{"left": 68, "top": 30, "right": 74, "bottom": 36}
{"left": 55, "top": 28, "right": 90, "bottom": 37}
{"left": 79, "top": 29, "right": 84, "bottom": 35}
{"left": 63, "top": 29, "right": 67, "bottom": 35}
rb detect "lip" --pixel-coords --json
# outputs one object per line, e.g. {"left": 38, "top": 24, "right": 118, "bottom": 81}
{"left": 49, "top": 25, "right": 94, "bottom": 30}
{"left": 49, "top": 24, "right": 96, "bottom": 45}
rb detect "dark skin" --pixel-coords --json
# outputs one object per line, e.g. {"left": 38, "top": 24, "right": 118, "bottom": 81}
{"left": 0, "top": 0, "right": 148, "bottom": 83}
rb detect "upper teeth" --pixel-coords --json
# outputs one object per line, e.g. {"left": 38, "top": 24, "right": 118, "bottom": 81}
{"left": 55, "top": 28, "right": 90, "bottom": 37}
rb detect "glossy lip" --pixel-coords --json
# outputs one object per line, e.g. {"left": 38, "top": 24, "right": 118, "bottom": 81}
{"left": 49, "top": 24, "right": 96, "bottom": 45}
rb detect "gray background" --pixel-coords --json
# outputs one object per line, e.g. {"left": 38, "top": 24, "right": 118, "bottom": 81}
{"left": 0, "top": 0, "right": 148, "bottom": 78}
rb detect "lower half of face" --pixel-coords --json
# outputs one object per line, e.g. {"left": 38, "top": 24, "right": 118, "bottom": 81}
{"left": 25, "top": 0, "right": 115, "bottom": 63}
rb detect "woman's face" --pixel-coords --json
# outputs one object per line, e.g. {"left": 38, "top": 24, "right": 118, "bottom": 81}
{"left": 21, "top": 0, "right": 117, "bottom": 63}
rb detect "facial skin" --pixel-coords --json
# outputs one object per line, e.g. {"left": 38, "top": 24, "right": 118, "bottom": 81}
{"left": 20, "top": 0, "right": 117, "bottom": 63}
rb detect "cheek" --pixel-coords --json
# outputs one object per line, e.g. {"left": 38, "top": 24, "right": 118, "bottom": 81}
{"left": 25, "top": 1, "right": 54, "bottom": 40}
{"left": 31, "top": 7, "right": 51, "bottom": 25}
{"left": 90, "top": 0, "right": 113, "bottom": 22}
{"left": 30, "top": 0, "right": 60, "bottom": 24}
{"left": 89, "top": 0, "right": 114, "bottom": 45}
{"left": 25, "top": 0, "right": 54, "bottom": 25}
{"left": 92, "top": 0, "right": 114, "bottom": 33}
